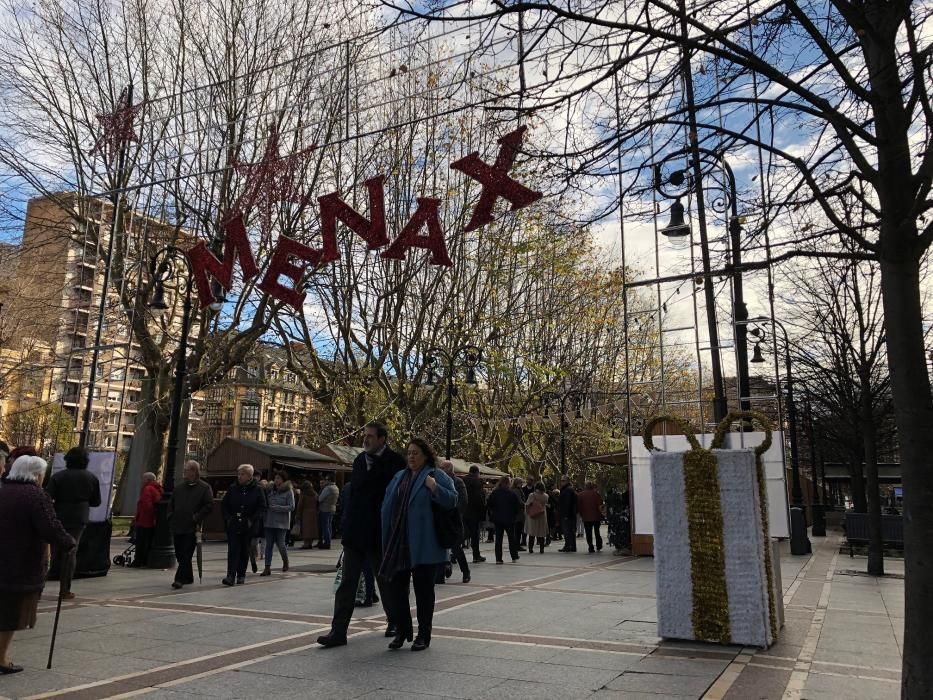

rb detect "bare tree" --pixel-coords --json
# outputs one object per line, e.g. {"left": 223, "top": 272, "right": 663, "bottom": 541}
{"left": 0, "top": 0, "right": 363, "bottom": 509}
{"left": 386, "top": 1, "right": 933, "bottom": 690}
{"left": 787, "top": 252, "right": 891, "bottom": 574}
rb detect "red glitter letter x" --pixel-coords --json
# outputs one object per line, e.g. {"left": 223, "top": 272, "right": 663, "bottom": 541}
{"left": 451, "top": 126, "right": 542, "bottom": 233}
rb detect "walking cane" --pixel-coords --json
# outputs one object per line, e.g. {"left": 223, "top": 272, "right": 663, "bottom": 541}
{"left": 196, "top": 527, "right": 204, "bottom": 584}
{"left": 47, "top": 547, "right": 74, "bottom": 669}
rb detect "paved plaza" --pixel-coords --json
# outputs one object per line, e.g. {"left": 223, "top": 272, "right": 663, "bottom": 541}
{"left": 0, "top": 530, "right": 902, "bottom": 700}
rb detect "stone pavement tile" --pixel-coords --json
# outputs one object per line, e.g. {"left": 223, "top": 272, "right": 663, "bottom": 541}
{"left": 431, "top": 636, "right": 562, "bottom": 662}
{"left": 44, "top": 630, "right": 163, "bottom": 655}
{"left": 0, "top": 669, "right": 89, "bottom": 699}
{"left": 723, "top": 664, "right": 791, "bottom": 700}
{"left": 505, "top": 660, "right": 621, "bottom": 689}
{"left": 543, "top": 648, "right": 643, "bottom": 672}
{"left": 187, "top": 624, "right": 310, "bottom": 648}
{"left": 539, "top": 569, "right": 656, "bottom": 596}
{"left": 811, "top": 647, "right": 902, "bottom": 671}
{"left": 815, "top": 636, "right": 898, "bottom": 657}
{"left": 592, "top": 692, "right": 696, "bottom": 700}
{"left": 615, "top": 620, "right": 661, "bottom": 638}
{"left": 789, "top": 580, "right": 824, "bottom": 608}
{"left": 604, "top": 671, "right": 714, "bottom": 696}
{"left": 102, "top": 620, "right": 227, "bottom": 642}
{"left": 631, "top": 655, "right": 731, "bottom": 678}
{"left": 803, "top": 670, "right": 899, "bottom": 700}
{"left": 126, "top": 690, "right": 216, "bottom": 700}
{"left": 758, "top": 611, "right": 810, "bottom": 659}
{"left": 132, "top": 640, "right": 232, "bottom": 663}
{"left": 350, "top": 665, "right": 504, "bottom": 698}
{"left": 471, "top": 679, "right": 596, "bottom": 700}
{"left": 15, "top": 645, "right": 160, "bottom": 678}
{"left": 810, "top": 662, "right": 900, "bottom": 682}
{"left": 354, "top": 691, "right": 445, "bottom": 699}
{"left": 168, "top": 672, "right": 369, "bottom": 699}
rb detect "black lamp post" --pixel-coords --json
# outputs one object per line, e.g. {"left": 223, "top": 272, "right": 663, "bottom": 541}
{"left": 804, "top": 388, "right": 827, "bottom": 537}
{"left": 655, "top": 147, "right": 750, "bottom": 422}
{"left": 424, "top": 345, "right": 482, "bottom": 459}
{"left": 542, "top": 389, "right": 586, "bottom": 476}
{"left": 145, "top": 246, "right": 223, "bottom": 568}
{"left": 746, "top": 316, "right": 811, "bottom": 554}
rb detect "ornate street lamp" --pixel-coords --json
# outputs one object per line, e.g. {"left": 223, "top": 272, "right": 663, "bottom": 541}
{"left": 423, "top": 345, "right": 482, "bottom": 459}
{"left": 654, "top": 147, "right": 751, "bottom": 423}
{"left": 744, "top": 317, "right": 811, "bottom": 555}
{"left": 542, "top": 389, "right": 587, "bottom": 476}
{"left": 145, "top": 245, "right": 219, "bottom": 567}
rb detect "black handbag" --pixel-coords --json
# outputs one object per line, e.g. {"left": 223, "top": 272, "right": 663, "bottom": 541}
{"left": 430, "top": 471, "right": 462, "bottom": 548}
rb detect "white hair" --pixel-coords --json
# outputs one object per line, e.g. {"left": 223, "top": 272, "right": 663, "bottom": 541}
{"left": 142, "top": 472, "right": 157, "bottom": 482}
{"left": 7, "top": 455, "right": 48, "bottom": 483}
{"left": 237, "top": 464, "right": 254, "bottom": 476}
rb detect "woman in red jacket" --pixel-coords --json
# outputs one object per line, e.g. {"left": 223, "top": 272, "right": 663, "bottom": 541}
{"left": 132, "top": 472, "right": 163, "bottom": 567}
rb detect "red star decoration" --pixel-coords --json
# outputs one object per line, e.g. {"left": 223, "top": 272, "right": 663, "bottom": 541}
{"left": 91, "top": 89, "right": 143, "bottom": 161}
{"left": 234, "top": 121, "right": 316, "bottom": 244}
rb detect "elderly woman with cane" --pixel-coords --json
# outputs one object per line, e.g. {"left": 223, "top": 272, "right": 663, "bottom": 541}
{"left": 0, "top": 455, "right": 75, "bottom": 674}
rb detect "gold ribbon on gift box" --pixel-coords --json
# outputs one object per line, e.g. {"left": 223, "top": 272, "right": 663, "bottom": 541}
{"left": 644, "top": 411, "right": 777, "bottom": 644}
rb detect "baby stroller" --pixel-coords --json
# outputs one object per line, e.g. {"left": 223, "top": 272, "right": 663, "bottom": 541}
{"left": 113, "top": 526, "right": 137, "bottom": 567}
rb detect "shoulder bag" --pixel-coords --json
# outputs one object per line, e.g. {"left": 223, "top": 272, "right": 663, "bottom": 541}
{"left": 430, "top": 470, "right": 462, "bottom": 548}
{"left": 526, "top": 496, "right": 546, "bottom": 519}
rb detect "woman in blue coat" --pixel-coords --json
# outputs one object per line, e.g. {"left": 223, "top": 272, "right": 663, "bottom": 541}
{"left": 380, "top": 437, "right": 457, "bottom": 651}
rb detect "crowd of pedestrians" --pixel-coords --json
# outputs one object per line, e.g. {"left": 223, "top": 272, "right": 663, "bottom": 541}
{"left": 0, "top": 422, "right": 617, "bottom": 671}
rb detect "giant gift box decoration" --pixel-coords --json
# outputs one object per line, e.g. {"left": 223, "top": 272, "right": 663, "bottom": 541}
{"left": 643, "top": 411, "right": 781, "bottom": 648}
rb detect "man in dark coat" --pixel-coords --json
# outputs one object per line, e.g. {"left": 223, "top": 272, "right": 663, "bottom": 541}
{"left": 438, "top": 460, "right": 470, "bottom": 583}
{"left": 318, "top": 421, "right": 405, "bottom": 648}
{"left": 486, "top": 476, "right": 523, "bottom": 563}
{"left": 220, "top": 464, "right": 265, "bottom": 586}
{"left": 463, "top": 465, "right": 487, "bottom": 563}
{"left": 45, "top": 447, "right": 101, "bottom": 599}
{"left": 558, "top": 474, "right": 578, "bottom": 552}
{"left": 168, "top": 461, "right": 213, "bottom": 588}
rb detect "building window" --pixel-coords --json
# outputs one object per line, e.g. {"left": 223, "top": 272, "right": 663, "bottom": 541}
{"left": 240, "top": 403, "right": 259, "bottom": 425}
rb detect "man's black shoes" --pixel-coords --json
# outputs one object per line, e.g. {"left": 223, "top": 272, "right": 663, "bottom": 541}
{"left": 317, "top": 634, "right": 347, "bottom": 648}
{"left": 385, "top": 624, "right": 397, "bottom": 638}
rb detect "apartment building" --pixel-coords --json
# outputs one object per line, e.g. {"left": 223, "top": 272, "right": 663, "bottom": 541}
{"left": 2, "top": 194, "right": 194, "bottom": 453}
{"left": 191, "top": 343, "right": 317, "bottom": 459}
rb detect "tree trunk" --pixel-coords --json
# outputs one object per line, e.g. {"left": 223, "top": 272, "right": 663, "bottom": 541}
{"left": 879, "top": 257, "right": 933, "bottom": 698}
{"left": 849, "top": 452, "right": 867, "bottom": 512}
{"left": 860, "top": 377, "right": 884, "bottom": 576}
{"left": 114, "top": 378, "right": 169, "bottom": 516}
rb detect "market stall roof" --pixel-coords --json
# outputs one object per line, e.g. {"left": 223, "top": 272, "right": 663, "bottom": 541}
{"left": 205, "top": 437, "right": 347, "bottom": 476}
{"left": 585, "top": 451, "right": 629, "bottom": 466}
{"left": 317, "top": 443, "right": 509, "bottom": 478}
{"left": 449, "top": 457, "right": 510, "bottom": 479}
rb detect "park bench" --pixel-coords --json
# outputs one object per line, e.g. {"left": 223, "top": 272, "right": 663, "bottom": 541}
{"left": 844, "top": 512, "right": 904, "bottom": 556}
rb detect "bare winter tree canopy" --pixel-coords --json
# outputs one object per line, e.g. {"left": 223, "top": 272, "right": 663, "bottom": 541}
{"left": 382, "top": 0, "right": 933, "bottom": 695}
